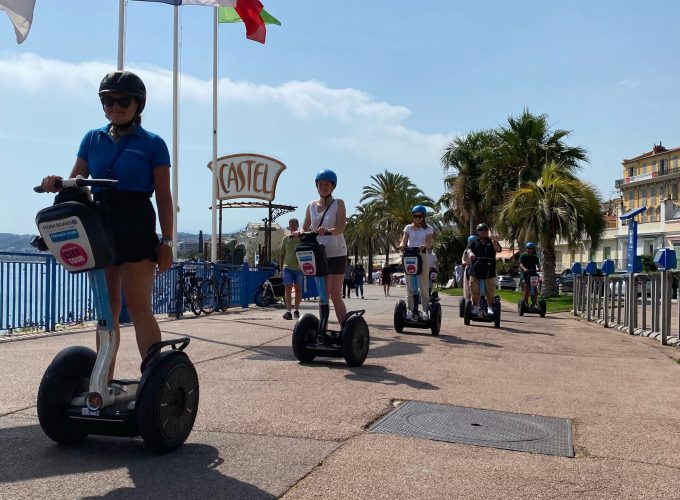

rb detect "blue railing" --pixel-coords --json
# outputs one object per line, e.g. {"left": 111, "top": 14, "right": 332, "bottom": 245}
{"left": 1, "top": 252, "right": 317, "bottom": 334}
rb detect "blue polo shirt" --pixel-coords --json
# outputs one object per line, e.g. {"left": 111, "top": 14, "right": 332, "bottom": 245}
{"left": 76, "top": 125, "right": 170, "bottom": 193}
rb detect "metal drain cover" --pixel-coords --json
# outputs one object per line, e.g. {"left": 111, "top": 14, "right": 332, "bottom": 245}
{"left": 369, "top": 401, "right": 573, "bottom": 457}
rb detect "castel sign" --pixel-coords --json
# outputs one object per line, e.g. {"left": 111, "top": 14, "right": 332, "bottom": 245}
{"left": 208, "top": 153, "right": 286, "bottom": 202}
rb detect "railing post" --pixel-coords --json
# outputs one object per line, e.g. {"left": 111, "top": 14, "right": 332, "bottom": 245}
{"left": 603, "top": 274, "right": 610, "bottom": 328}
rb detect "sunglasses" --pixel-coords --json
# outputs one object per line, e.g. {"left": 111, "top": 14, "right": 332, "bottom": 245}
{"left": 100, "top": 95, "right": 134, "bottom": 108}
{"left": 413, "top": 214, "right": 424, "bottom": 219}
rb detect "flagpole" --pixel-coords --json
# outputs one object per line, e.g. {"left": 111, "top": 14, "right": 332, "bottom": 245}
{"left": 211, "top": 7, "right": 219, "bottom": 262}
{"left": 117, "top": 0, "right": 125, "bottom": 70}
{"left": 171, "top": 6, "right": 179, "bottom": 260}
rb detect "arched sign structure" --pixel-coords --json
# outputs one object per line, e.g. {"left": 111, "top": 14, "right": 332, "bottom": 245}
{"left": 208, "top": 153, "right": 294, "bottom": 264}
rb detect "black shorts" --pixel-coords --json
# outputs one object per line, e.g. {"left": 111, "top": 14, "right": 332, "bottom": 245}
{"left": 94, "top": 190, "right": 159, "bottom": 266}
{"left": 327, "top": 255, "right": 347, "bottom": 275}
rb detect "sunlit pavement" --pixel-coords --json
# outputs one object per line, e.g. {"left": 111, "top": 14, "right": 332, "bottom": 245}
{"left": 1, "top": 284, "right": 680, "bottom": 499}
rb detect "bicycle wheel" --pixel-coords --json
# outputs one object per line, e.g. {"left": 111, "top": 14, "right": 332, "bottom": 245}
{"left": 200, "top": 279, "right": 216, "bottom": 315}
{"left": 189, "top": 285, "right": 202, "bottom": 316}
{"left": 218, "top": 278, "right": 231, "bottom": 312}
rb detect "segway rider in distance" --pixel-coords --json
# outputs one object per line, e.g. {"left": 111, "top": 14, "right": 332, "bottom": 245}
{"left": 398, "top": 205, "right": 434, "bottom": 320}
{"left": 280, "top": 217, "right": 303, "bottom": 320}
{"left": 519, "top": 242, "right": 541, "bottom": 304}
{"left": 467, "top": 223, "right": 502, "bottom": 315}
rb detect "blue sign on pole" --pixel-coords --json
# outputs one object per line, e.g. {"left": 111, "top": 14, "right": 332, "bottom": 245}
{"left": 627, "top": 220, "right": 637, "bottom": 273}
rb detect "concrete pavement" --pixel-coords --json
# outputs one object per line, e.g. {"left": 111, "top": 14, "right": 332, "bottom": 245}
{"left": 1, "top": 284, "right": 680, "bottom": 499}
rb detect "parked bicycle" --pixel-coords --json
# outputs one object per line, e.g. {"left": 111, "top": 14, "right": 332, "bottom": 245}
{"left": 171, "top": 270, "right": 202, "bottom": 318}
{"left": 199, "top": 267, "right": 232, "bottom": 314}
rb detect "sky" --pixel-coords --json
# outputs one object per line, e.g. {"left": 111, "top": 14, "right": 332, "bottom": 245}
{"left": 2, "top": 0, "right": 680, "bottom": 237}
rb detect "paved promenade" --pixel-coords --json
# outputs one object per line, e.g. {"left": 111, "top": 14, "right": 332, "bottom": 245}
{"left": 1, "top": 284, "right": 680, "bottom": 499}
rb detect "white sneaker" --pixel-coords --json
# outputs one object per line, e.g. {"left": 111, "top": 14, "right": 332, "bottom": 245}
{"left": 487, "top": 307, "right": 495, "bottom": 315}
{"left": 472, "top": 306, "right": 480, "bottom": 315}
{"left": 405, "top": 310, "right": 413, "bottom": 320}
{"left": 421, "top": 312, "right": 429, "bottom": 321}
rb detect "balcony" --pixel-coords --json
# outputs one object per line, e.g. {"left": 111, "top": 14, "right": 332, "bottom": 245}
{"left": 617, "top": 166, "right": 680, "bottom": 187}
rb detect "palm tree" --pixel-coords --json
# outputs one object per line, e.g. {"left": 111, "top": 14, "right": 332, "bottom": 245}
{"left": 351, "top": 204, "right": 382, "bottom": 283}
{"left": 360, "top": 171, "right": 434, "bottom": 263}
{"left": 441, "top": 129, "right": 497, "bottom": 234}
{"left": 482, "top": 108, "right": 589, "bottom": 204}
{"left": 496, "top": 163, "right": 606, "bottom": 297}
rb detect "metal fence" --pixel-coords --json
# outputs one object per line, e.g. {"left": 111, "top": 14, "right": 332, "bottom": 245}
{"left": 0, "top": 252, "right": 316, "bottom": 334}
{"left": 573, "top": 271, "right": 680, "bottom": 346}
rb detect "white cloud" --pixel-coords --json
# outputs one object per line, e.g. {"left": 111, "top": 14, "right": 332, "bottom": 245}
{"left": 0, "top": 52, "right": 449, "bottom": 165}
{"left": 619, "top": 79, "right": 639, "bottom": 88}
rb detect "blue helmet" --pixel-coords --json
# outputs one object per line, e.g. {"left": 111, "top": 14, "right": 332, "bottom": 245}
{"left": 411, "top": 205, "right": 427, "bottom": 215}
{"left": 467, "top": 235, "right": 476, "bottom": 244}
{"left": 315, "top": 169, "right": 337, "bottom": 187}
{"left": 526, "top": 242, "right": 536, "bottom": 249}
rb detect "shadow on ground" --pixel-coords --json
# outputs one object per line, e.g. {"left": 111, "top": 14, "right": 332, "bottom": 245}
{"left": 0, "top": 424, "right": 274, "bottom": 499}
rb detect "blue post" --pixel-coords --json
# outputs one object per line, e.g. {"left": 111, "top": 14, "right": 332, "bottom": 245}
{"left": 241, "top": 261, "right": 249, "bottom": 308}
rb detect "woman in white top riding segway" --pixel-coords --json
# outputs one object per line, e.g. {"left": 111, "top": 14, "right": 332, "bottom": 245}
{"left": 398, "top": 205, "right": 434, "bottom": 320}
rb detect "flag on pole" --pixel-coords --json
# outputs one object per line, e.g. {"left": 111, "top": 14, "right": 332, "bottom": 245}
{"left": 218, "top": 5, "right": 280, "bottom": 44}
{"left": 133, "top": 0, "right": 275, "bottom": 43}
{"left": 0, "top": 0, "right": 36, "bottom": 44}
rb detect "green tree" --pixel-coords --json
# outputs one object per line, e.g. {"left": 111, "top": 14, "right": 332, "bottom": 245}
{"left": 360, "top": 171, "right": 434, "bottom": 263}
{"left": 441, "top": 129, "right": 497, "bottom": 234}
{"left": 496, "top": 163, "right": 606, "bottom": 297}
{"left": 481, "top": 109, "right": 589, "bottom": 226}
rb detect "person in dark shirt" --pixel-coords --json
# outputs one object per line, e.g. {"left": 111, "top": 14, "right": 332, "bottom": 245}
{"left": 466, "top": 223, "right": 502, "bottom": 315}
{"left": 381, "top": 264, "right": 392, "bottom": 296}
{"left": 519, "top": 241, "right": 541, "bottom": 304}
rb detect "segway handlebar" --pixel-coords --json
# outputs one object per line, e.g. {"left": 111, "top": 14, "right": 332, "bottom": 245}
{"left": 34, "top": 175, "right": 118, "bottom": 193}
{"left": 401, "top": 246, "right": 428, "bottom": 254}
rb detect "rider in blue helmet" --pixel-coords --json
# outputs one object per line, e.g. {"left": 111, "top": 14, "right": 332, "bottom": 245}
{"left": 300, "top": 168, "right": 348, "bottom": 325}
{"left": 398, "top": 204, "right": 434, "bottom": 320}
{"left": 519, "top": 241, "right": 541, "bottom": 304}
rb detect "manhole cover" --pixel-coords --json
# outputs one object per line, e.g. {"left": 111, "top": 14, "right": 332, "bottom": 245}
{"left": 369, "top": 401, "right": 573, "bottom": 457}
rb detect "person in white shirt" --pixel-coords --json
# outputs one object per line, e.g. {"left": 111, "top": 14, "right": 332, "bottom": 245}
{"left": 398, "top": 205, "right": 434, "bottom": 320}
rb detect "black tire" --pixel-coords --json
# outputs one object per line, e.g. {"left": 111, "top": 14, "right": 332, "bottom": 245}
{"left": 341, "top": 316, "right": 370, "bottom": 367}
{"left": 172, "top": 284, "right": 183, "bottom": 318}
{"left": 218, "top": 279, "right": 231, "bottom": 312}
{"left": 254, "top": 288, "right": 273, "bottom": 307}
{"left": 394, "top": 300, "right": 406, "bottom": 333}
{"left": 539, "top": 299, "right": 547, "bottom": 318}
{"left": 494, "top": 299, "right": 501, "bottom": 329}
{"left": 463, "top": 299, "right": 471, "bottom": 326}
{"left": 199, "top": 280, "right": 215, "bottom": 315}
{"left": 430, "top": 302, "right": 442, "bottom": 336}
{"left": 136, "top": 352, "right": 199, "bottom": 453}
{"left": 292, "top": 314, "right": 319, "bottom": 363}
{"left": 518, "top": 299, "right": 525, "bottom": 317}
{"left": 189, "top": 288, "right": 201, "bottom": 316}
{"left": 37, "top": 346, "right": 96, "bottom": 446}
{"left": 459, "top": 297, "right": 465, "bottom": 318}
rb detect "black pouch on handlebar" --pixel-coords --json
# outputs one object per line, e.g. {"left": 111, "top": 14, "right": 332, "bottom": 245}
{"left": 35, "top": 199, "right": 115, "bottom": 273}
{"left": 402, "top": 247, "right": 423, "bottom": 275}
{"left": 295, "top": 234, "right": 328, "bottom": 277}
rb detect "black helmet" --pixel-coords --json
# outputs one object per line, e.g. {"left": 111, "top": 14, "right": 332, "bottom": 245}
{"left": 476, "top": 223, "right": 489, "bottom": 231}
{"left": 99, "top": 71, "right": 146, "bottom": 115}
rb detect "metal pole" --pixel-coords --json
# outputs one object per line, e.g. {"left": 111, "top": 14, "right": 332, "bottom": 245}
{"left": 628, "top": 272, "right": 636, "bottom": 334}
{"left": 210, "top": 8, "right": 219, "bottom": 262}
{"left": 171, "top": 5, "right": 179, "bottom": 260}
{"left": 604, "top": 274, "right": 610, "bottom": 327}
{"left": 117, "top": 0, "right": 125, "bottom": 70}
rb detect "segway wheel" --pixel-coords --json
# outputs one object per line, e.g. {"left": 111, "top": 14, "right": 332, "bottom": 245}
{"left": 539, "top": 299, "right": 547, "bottom": 318}
{"left": 37, "top": 346, "right": 96, "bottom": 446}
{"left": 518, "top": 299, "right": 525, "bottom": 317}
{"left": 254, "top": 289, "right": 273, "bottom": 307}
{"left": 459, "top": 297, "right": 465, "bottom": 318}
{"left": 136, "top": 352, "right": 199, "bottom": 453}
{"left": 429, "top": 302, "right": 442, "bottom": 336}
{"left": 292, "top": 314, "right": 319, "bottom": 363}
{"left": 494, "top": 299, "right": 502, "bottom": 329}
{"left": 463, "top": 299, "right": 472, "bottom": 326}
{"left": 394, "top": 300, "right": 407, "bottom": 333}
{"left": 341, "top": 315, "right": 370, "bottom": 367}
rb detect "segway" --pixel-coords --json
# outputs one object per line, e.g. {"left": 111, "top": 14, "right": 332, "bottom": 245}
{"left": 291, "top": 232, "right": 369, "bottom": 366}
{"left": 518, "top": 271, "right": 546, "bottom": 317}
{"left": 393, "top": 247, "right": 442, "bottom": 336}
{"left": 459, "top": 266, "right": 471, "bottom": 318}
{"left": 463, "top": 260, "right": 501, "bottom": 328}
{"left": 33, "top": 176, "right": 199, "bottom": 453}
